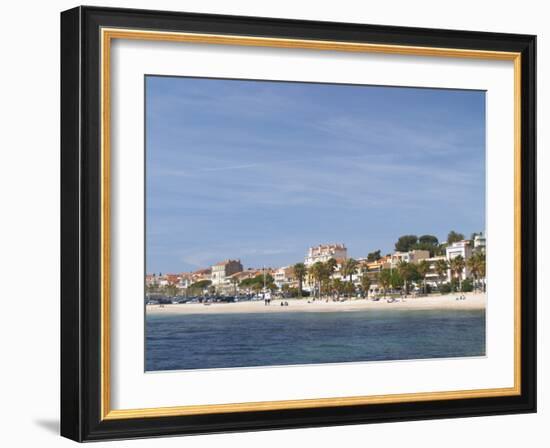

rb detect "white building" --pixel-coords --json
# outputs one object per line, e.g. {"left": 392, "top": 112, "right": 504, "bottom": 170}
{"left": 446, "top": 240, "right": 472, "bottom": 281}
{"left": 176, "top": 274, "right": 192, "bottom": 290}
{"left": 274, "top": 266, "right": 295, "bottom": 289}
{"left": 474, "top": 232, "right": 486, "bottom": 253}
{"left": 424, "top": 256, "right": 447, "bottom": 286}
{"left": 305, "top": 244, "right": 347, "bottom": 266}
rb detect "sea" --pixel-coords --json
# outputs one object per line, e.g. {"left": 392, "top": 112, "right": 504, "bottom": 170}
{"left": 145, "top": 309, "right": 485, "bottom": 372}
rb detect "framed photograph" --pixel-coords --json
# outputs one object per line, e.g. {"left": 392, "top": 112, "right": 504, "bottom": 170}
{"left": 61, "top": 6, "right": 536, "bottom": 441}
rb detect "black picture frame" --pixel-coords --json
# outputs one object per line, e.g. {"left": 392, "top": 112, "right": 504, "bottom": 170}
{"left": 61, "top": 5, "right": 536, "bottom": 442}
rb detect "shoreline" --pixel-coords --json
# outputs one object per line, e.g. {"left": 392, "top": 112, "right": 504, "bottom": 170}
{"left": 146, "top": 292, "right": 486, "bottom": 315}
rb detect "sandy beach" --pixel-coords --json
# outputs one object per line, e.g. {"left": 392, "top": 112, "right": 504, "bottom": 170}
{"left": 146, "top": 292, "right": 486, "bottom": 315}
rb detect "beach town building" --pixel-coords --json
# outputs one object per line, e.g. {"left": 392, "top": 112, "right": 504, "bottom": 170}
{"left": 305, "top": 243, "right": 347, "bottom": 266}
{"left": 274, "top": 266, "right": 296, "bottom": 289}
{"left": 176, "top": 273, "right": 193, "bottom": 289}
{"left": 156, "top": 275, "right": 170, "bottom": 287}
{"left": 362, "top": 256, "right": 391, "bottom": 279}
{"left": 211, "top": 259, "right": 243, "bottom": 286}
{"left": 474, "top": 232, "right": 486, "bottom": 253}
{"left": 424, "top": 256, "right": 448, "bottom": 286}
{"left": 359, "top": 256, "right": 391, "bottom": 295}
{"left": 191, "top": 268, "right": 212, "bottom": 283}
{"left": 347, "top": 257, "right": 369, "bottom": 285}
{"left": 445, "top": 240, "right": 472, "bottom": 281}
{"left": 164, "top": 274, "right": 180, "bottom": 285}
{"left": 390, "top": 249, "right": 430, "bottom": 267}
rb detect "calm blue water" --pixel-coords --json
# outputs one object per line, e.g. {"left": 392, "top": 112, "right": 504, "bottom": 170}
{"left": 145, "top": 309, "right": 485, "bottom": 371}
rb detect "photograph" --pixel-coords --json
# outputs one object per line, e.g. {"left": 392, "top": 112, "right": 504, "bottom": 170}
{"left": 144, "top": 76, "right": 488, "bottom": 372}
{"left": 57, "top": 4, "right": 537, "bottom": 442}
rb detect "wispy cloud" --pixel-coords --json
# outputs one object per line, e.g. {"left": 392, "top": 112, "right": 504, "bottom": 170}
{"left": 202, "top": 163, "right": 262, "bottom": 172}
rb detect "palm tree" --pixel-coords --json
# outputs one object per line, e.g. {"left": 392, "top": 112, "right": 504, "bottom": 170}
{"left": 326, "top": 258, "right": 337, "bottom": 297}
{"left": 360, "top": 274, "right": 371, "bottom": 299}
{"left": 467, "top": 252, "right": 486, "bottom": 293}
{"left": 293, "top": 262, "right": 307, "bottom": 297}
{"left": 478, "top": 253, "right": 486, "bottom": 292}
{"left": 332, "top": 278, "right": 345, "bottom": 300}
{"left": 397, "top": 260, "right": 414, "bottom": 296}
{"left": 326, "top": 258, "right": 337, "bottom": 277}
{"left": 449, "top": 255, "right": 465, "bottom": 291}
{"left": 341, "top": 258, "right": 358, "bottom": 282}
{"left": 434, "top": 258, "right": 449, "bottom": 289}
{"left": 416, "top": 260, "right": 429, "bottom": 294}
{"left": 164, "top": 284, "right": 178, "bottom": 297}
{"left": 230, "top": 276, "right": 240, "bottom": 295}
{"left": 340, "top": 258, "right": 359, "bottom": 298}
{"left": 309, "top": 262, "right": 326, "bottom": 300}
{"left": 145, "top": 283, "right": 156, "bottom": 295}
{"left": 378, "top": 268, "right": 392, "bottom": 299}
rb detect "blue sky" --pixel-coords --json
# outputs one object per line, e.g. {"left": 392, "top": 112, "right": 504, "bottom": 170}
{"left": 146, "top": 76, "right": 485, "bottom": 274}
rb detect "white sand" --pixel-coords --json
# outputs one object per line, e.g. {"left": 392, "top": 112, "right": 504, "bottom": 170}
{"left": 146, "top": 292, "right": 486, "bottom": 315}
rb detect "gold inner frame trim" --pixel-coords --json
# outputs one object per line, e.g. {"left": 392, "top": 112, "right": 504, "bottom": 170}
{"left": 100, "top": 27, "right": 522, "bottom": 420}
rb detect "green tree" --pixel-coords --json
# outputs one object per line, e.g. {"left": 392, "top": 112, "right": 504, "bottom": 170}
{"left": 240, "top": 274, "right": 275, "bottom": 291}
{"left": 461, "top": 278, "right": 474, "bottom": 292}
{"left": 163, "top": 284, "right": 178, "bottom": 297}
{"left": 467, "top": 252, "right": 486, "bottom": 293}
{"left": 326, "top": 258, "right": 337, "bottom": 281}
{"left": 419, "top": 234, "right": 439, "bottom": 246}
{"left": 478, "top": 253, "right": 486, "bottom": 291}
{"left": 434, "top": 259, "right": 449, "bottom": 287}
{"left": 415, "top": 234, "right": 440, "bottom": 256}
{"left": 341, "top": 258, "right": 359, "bottom": 282}
{"left": 189, "top": 279, "right": 211, "bottom": 289}
{"left": 343, "top": 280, "right": 356, "bottom": 296}
{"left": 397, "top": 261, "right": 418, "bottom": 295}
{"left": 309, "top": 262, "right": 327, "bottom": 299}
{"left": 293, "top": 262, "right": 307, "bottom": 297}
{"left": 332, "top": 278, "right": 345, "bottom": 298}
{"left": 447, "top": 230, "right": 465, "bottom": 245}
{"left": 416, "top": 259, "right": 430, "bottom": 294}
{"left": 360, "top": 274, "right": 371, "bottom": 298}
{"left": 395, "top": 235, "right": 418, "bottom": 252}
{"left": 432, "top": 244, "right": 447, "bottom": 257}
{"left": 321, "top": 277, "right": 332, "bottom": 299}
{"left": 449, "top": 255, "right": 466, "bottom": 290}
{"left": 378, "top": 269, "right": 392, "bottom": 298}
{"left": 367, "top": 250, "right": 381, "bottom": 262}
{"left": 229, "top": 276, "right": 240, "bottom": 294}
